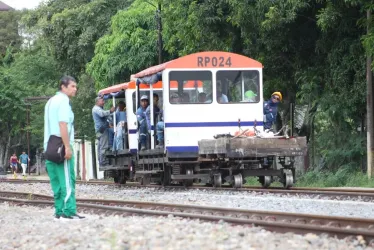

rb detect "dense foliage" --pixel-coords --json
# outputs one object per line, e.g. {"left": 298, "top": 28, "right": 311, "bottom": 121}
{"left": 0, "top": 0, "right": 374, "bottom": 172}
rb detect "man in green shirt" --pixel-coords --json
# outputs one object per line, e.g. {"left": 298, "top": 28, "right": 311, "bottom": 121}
{"left": 44, "top": 76, "right": 85, "bottom": 221}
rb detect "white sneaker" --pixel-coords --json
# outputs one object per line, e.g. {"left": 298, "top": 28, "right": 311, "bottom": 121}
{"left": 71, "top": 214, "right": 85, "bottom": 219}
{"left": 60, "top": 213, "right": 85, "bottom": 221}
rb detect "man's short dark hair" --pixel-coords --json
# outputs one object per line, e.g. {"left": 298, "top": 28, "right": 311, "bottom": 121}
{"left": 153, "top": 93, "right": 159, "bottom": 98}
{"left": 95, "top": 96, "right": 104, "bottom": 103}
{"left": 59, "top": 76, "right": 76, "bottom": 90}
{"left": 118, "top": 101, "right": 125, "bottom": 106}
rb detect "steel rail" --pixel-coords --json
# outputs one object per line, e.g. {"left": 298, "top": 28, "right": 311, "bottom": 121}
{"left": 2, "top": 179, "right": 374, "bottom": 201}
{"left": 1, "top": 191, "right": 374, "bottom": 243}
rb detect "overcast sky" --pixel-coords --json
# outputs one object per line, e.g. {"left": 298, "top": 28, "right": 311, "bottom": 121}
{"left": 2, "top": 0, "right": 45, "bottom": 10}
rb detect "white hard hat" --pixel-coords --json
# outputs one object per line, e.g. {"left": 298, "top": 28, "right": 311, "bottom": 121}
{"left": 140, "top": 95, "right": 148, "bottom": 101}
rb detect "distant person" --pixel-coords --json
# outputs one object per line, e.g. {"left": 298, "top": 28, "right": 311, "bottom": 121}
{"left": 44, "top": 75, "right": 85, "bottom": 220}
{"left": 9, "top": 153, "right": 18, "bottom": 179}
{"left": 18, "top": 151, "right": 30, "bottom": 180}
{"left": 263, "top": 91, "right": 282, "bottom": 131}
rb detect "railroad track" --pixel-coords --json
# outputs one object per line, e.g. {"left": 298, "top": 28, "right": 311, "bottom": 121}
{"left": 2, "top": 179, "right": 374, "bottom": 201}
{"left": 0, "top": 191, "right": 374, "bottom": 244}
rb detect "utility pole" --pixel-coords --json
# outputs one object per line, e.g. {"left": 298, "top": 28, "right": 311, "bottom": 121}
{"left": 367, "top": 9, "right": 374, "bottom": 178}
{"left": 157, "top": 2, "right": 163, "bottom": 64}
{"left": 145, "top": 1, "right": 163, "bottom": 64}
{"left": 27, "top": 104, "right": 31, "bottom": 175}
{"left": 24, "top": 96, "right": 52, "bottom": 176}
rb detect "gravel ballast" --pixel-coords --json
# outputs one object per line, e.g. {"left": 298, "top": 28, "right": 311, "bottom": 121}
{"left": 2, "top": 182, "right": 374, "bottom": 219}
{"left": 0, "top": 203, "right": 372, "bottom": 250}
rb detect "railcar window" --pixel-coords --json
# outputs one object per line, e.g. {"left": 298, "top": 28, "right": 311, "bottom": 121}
{"left": 132, "top": 90, "right": 163, "bottom": 114}
{"left": 168, "top": 71, "right": 213, "bottom": 104}
{"left": 216, "top": 70, "right": 260, "bottom": 104}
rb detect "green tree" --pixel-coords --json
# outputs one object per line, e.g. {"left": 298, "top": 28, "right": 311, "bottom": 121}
{"left": 0, "top": 10, "right": 21, "bottom": 57}
{"left": 87, "top": 0, "right": 159, "bottom": 89}
{"left": 0, "top": 45, "right": 59, "bottom": 168}
{"left": 23, "top": 0, "right": 131, "bottom": 76}
{"left": 20, "top": 0, "right": 133, "bottom": 143}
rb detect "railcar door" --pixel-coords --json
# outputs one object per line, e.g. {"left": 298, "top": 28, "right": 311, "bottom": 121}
{"left": 126, "top": 89, "right": 140, "bottom": 153}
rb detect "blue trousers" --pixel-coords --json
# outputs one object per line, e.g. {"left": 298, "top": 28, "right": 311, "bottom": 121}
{"left": 139, "top": 122, "right": 147, "bottom": 147}
{"left": 264, "top": 122, "right": 273, "bottom": 130}
{"left": 156, "top": 121, "right": 164, "bottom": 143}
{"left": 113, "top": 124, "right": 124, "bottom": 151}
{"left": 108, "top": 127, "right": 114, "bottom": 148}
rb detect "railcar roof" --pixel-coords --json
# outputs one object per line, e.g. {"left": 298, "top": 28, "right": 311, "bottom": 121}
{"left": 98, "top": 51, "right": 263, "bottom": 96}
{"left": 98, "top": 82, "right": 129, "bottom": 96}
{"left": 133, "top": 51, "right": 263, "bottom": 79}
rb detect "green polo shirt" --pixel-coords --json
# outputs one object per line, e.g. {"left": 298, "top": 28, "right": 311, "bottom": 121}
{"left": 43, "top": 92, "right": 74, "bottom": 151}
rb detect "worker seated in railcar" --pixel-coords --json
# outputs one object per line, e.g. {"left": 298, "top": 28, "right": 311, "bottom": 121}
{"left": 216, "top": 82, "right": 229, "bottom": 103}
{"left": 216, "top": 70, "right": 260, "bottom": 103}
{"left": 197, "top": 92, "right": 212, "bottom": 104}
{"left": 113, "top": 101, "right": 127, "bottom": 151}
{"left": 181, "top": 92, "right": 190, "bottom": 103}
{"left": 145, "top": 93, "right": 161, "bottom": 131}
{"left": 170, "top": 93, "right": 180, "bottom": 104}
{"left": 198, "top": 92, "right": 207, "bottom": 103}
{"left": 145, "top": 93, "right": 164, "bottom": 149}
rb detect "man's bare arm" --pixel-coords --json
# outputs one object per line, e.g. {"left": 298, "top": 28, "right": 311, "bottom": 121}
{"left": 59, "top": 122, "right": 70, "bottom": 148}
{"left": 59, "top": 122, "right": 72, "bottom": 159}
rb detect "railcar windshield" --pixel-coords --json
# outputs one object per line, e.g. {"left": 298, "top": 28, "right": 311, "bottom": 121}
{"left": 216, "top": 70, "right": 260, "bottom": 103}
{"left": 168, "top": 71, "right": 213, "bottom": 104}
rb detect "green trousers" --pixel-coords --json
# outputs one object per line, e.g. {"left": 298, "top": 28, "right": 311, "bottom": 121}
{"left": 46, "top": 153, "right": 77, "bottom": 217}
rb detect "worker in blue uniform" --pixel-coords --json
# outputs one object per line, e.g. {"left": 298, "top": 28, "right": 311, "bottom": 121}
{"left": 145, "top": 93, "right": 160, "bottom": 131}
{"left": 263, "top": 92, "right": 282, "bottom": 131}
{"left": 136, "top": 95, "right": 149, "bottom": 150}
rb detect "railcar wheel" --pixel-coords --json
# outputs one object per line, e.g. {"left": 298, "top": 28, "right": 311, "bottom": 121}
{"left": 141, "top": 175, "right": 151, "bottom": 185}
{"left": 183, "top": 169, "right": 193, "bottom": 187}
{"left": 119, "top": 177, "right": 126, "bottom": 185}
{"left": 261, "top": 176, "right": 272, "bottom": 188}
{"left": 161, "top": 166, "right": 171, "bottom": 186}
{"left": 233, "top": 174, "right": 243, "bottom": 188}
{"left": 113, "top": 176, "right": 119, "bottom": 184}
{"left": 213, "top": 174, "right": 222, "bottom": 188}
{"left": 283, "top": 173, "right": 294, "bottom": 189}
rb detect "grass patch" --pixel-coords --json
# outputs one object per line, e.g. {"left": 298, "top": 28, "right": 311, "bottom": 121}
{"left": 296, "top": 166, "right": 374, "bottom": 188}
{"left": 245, "top": 177, "right": 261, "bottom": 186}
{"left": 244, "top": 176, "right": 283, "bottom": 187}
{"left": 244, "top": 165, "right": 374, "bottom": 188}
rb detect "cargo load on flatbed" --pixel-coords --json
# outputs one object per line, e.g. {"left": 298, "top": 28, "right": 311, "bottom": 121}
{"left": 198, "top": 136, "right": 307, "bottom": 158}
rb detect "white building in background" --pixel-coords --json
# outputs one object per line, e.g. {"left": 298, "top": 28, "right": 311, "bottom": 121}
{"left": 74, "top": 139, "right": 104, "bottom": 181}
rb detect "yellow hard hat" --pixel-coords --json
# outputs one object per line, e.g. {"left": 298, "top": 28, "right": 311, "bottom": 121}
{"left": 272, "top": 91, "right": 282, "bottom": 101}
